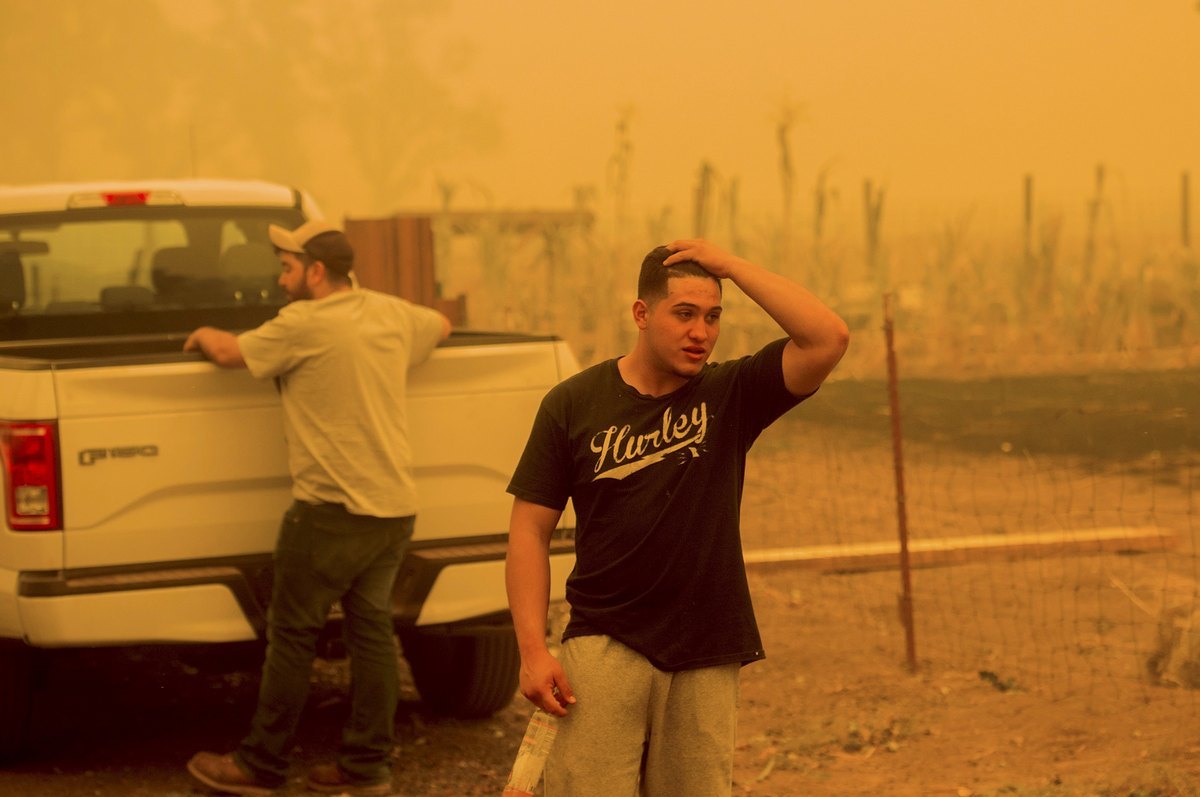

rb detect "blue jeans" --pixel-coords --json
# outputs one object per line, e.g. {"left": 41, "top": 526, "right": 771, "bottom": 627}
{"left": 236, "top": 501, "right": 414, "bottom": 787}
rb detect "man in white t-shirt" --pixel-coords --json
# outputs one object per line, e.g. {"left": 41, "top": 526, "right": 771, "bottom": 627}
{"left": 183, "top": 220, "right": 450, "bottom": 797}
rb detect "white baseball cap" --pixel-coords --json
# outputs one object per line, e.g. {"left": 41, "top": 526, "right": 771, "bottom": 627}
{"left": 267, "top": 219, "right": 342, "bottom": 254}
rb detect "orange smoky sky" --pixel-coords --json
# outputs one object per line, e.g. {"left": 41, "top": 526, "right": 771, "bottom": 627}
{"left": 3, "top": 0, "right": 1196, "bottom": 242}
{"left": 415, "top": 0, "right": 1198, "bottom": 236}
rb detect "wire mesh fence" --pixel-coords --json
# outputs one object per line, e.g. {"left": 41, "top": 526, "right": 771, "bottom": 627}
{"left": 741, "top": 378, "right": 1198, "bottom": 707}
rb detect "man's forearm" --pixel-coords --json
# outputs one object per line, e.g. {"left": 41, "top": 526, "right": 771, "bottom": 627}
{"left": 506, "top": 528, "right": 553, "bottom": 657}
{"left": 506, "top": 501, "right": 576, "bottom": 713}
{"left": 731, "top": 260, "right": 849, "bottom": 395}
{"left": 724, "top": 259, "right": 848, "bottom": 353}
{"left": 184, "top": 327, "right": 247, "bottom": 369}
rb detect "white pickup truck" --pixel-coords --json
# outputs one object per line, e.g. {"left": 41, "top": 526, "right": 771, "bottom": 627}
{"left": 0, "top": 179, "right": 577, "bottom": 758}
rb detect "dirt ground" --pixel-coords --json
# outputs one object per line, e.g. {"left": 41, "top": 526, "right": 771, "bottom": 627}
{"left": 1, "top": 554, "right": 1196, "bottom": 797}
{"left": 735, "top": 565, "right": 1200, "bottom": 797}
{"left": 2, "top": 372, "right": 1198, "bottom": 796}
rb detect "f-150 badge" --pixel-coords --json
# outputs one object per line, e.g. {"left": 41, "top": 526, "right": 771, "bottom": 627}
{"left": 78, "top": 445, "right": 159, "bottom": 466}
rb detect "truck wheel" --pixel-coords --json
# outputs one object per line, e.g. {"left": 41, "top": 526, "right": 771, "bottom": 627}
{"left": 0, "top": 642, "right": 33, "bottom": 761}
{"left": 399, "top": 629, "right": 520, "bottom": 718}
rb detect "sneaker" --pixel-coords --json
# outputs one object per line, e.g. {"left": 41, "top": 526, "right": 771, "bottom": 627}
{"left": 305, "top": 761, "right": 393, "bottom": 795}
{"left": 187, "top": 751, "right": 277, "bottom": 796}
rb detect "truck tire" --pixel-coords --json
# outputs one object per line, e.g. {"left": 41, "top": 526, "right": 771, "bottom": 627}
{"left": 0, "top": 642, "right": 33, "bottom": 761}
{"left": 399, "top": 629, "right": 520, "bottom": 718}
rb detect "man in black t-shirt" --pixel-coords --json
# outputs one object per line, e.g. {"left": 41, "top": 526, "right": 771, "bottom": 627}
{"left": 505, "top": 239, "right": 849, "bottom": 796}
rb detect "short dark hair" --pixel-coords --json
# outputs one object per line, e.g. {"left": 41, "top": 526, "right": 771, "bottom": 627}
{"left": 303, "top": 231, "right": 355, "bottom": 281}
{"left": 637, "top": 245, "right": 720, "bottom": 303}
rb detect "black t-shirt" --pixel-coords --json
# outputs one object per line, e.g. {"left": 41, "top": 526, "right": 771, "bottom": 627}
{"left": 507, "top": 338, "right": 807, "bottom": 671}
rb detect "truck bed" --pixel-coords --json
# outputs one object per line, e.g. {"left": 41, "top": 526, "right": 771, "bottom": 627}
{"left": 0, "top": 328, "right": 562, "bottom": 368}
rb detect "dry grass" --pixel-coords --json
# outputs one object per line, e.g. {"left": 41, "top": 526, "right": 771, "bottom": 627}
{"left": 430, "top": 197, "right": 1200, "bottom": 380}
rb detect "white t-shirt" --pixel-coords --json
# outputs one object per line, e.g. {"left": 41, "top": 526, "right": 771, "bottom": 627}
{"left": 238, "top": 288, "right": 445, "bottom": 517}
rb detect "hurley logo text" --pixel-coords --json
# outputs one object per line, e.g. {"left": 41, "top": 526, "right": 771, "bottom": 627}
{"left": 590, "top": 403, "right": 709, "bottom": 481}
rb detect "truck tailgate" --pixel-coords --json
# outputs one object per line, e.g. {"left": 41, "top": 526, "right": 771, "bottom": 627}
{"left": 55, "top": 362, "right": 289, "bottom": 570}
{"left": 54, "top": 340, "right": 570, "bottom": 571}
{"left": 405, "top": 341, "right": 568, "bottom": 543}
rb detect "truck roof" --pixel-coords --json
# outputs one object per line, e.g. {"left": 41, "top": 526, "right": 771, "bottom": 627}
{"left": 0, "top": 178, "right": 303, "bottom": 214}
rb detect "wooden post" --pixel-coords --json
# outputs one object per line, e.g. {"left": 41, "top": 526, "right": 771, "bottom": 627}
{"left": 884, "top": 293, "right": 917, "bottom": 673}
{"left": 1023, "top": 174, "right": 1034, "bottom": 267}
{"left": 693, "top": 160, "right": 716, "bottom": 238}
{"left": 1083, "top": 162, "right": 1108, "bottom": 286}
{"left": 1183, "top": 171, "right": 1191, "bottom": 249}
{"left": 863, "top": 180, "right": 885, "bottom": 291}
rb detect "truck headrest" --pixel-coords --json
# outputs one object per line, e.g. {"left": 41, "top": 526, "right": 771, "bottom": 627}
{"left": 0, "top": 252, "right": 25, "bottom": 310}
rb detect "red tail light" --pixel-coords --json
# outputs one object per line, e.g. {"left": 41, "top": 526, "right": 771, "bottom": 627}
{"left": 0, "top": 421, "right": 62, "bottom": 531}
{"left": 66, "top": 190, "right": 182, "bottom": 209}
{"left": 102, "top": 191, "right": 149, "bottom": 206}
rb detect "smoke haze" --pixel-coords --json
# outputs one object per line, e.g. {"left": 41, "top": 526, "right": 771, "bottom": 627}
{"left": 3, "top": 0, "right": 1196, "bottom": 239}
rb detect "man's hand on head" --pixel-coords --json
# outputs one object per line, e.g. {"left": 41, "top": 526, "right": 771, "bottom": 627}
{"left": 663, "top": 239, "right": 748, "bottom": 279}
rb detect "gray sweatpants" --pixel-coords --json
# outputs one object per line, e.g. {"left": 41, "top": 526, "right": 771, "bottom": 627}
{"left": 544, "top": 635, "right": 740, "bottom": 797}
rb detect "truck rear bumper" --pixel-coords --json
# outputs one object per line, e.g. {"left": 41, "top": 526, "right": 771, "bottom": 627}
{"left": 395, "top": 537, "right": 575, "bottom": 626}
{"left": 13, "top": 536, "right": 575, "bottom": 647}
{"left": 409, "top": 546, "right": 575, "bottom": 626}
{"left": 20, "top": 582, "right": 258, "bottom": 645}
{"left": 17, "top": 564, "right": 266, "bottom": 646}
